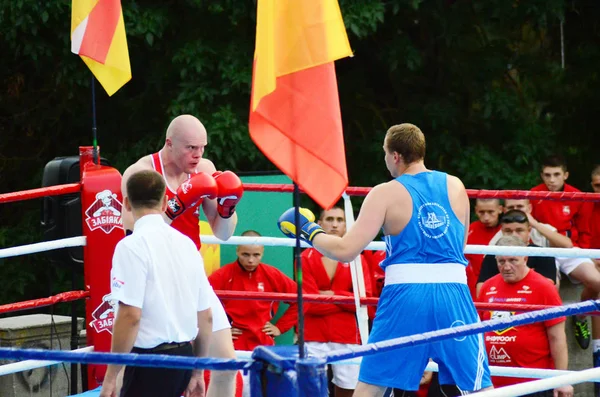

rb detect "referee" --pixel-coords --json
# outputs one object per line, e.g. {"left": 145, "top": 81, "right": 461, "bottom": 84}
{"left": 100, "top": 169, "right": 213, "bottom": 397}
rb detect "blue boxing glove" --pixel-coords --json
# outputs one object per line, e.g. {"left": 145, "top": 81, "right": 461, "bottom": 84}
{"left": 278, "top": 207, "right": 325, "bottom": 244}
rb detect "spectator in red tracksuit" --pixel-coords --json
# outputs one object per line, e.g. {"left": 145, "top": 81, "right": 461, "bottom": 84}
{"left": 361, "top": 249, "right": 385, "bottom": 321}
{"left": 300, "top": 206, "right": 373, "bottom": 397}
{"left": 209, "top": 230, "right": 298, "bottom": 397}
{"left": 589, "top": 165, "right": 600, "bottom": 384}
{"left": 590, "top": 165, "right": 600, "bottom": 255}
{"left": 530, "top": 155, "right": 592, "bottom": 248}
{"left": 465, "top": 199, "right": 503, "bottom": 298}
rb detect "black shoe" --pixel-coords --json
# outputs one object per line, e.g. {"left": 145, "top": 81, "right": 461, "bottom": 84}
{"left": 573, "top": 315, "right": 591, "bottom": 350}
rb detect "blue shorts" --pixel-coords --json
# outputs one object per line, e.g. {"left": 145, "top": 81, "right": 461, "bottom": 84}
{"left": 359, "top": 283, "right": 491, "bottom": 391}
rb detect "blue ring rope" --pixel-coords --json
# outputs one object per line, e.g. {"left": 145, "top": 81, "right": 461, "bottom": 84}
{"left": 324, "top": 299, "right": 600, "bottom": 363}
{"left": 0, "top": 349, "right": 260, "bottom": 371}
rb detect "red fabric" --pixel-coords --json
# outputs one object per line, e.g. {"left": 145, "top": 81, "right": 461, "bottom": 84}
{"left": 299, "top": 248, "right": 373, "bottom": 344}
{"left": 478, "top": 270, "right": 565, "bottom": 388}
{"left": 151, "top": 152, "right": 203, "bottom": 249}
{"left": 249, "top": 63, "right": 348, "bottom": 209}
{"left": 204, "top": 370, "right": 243, "bottom": 397}
{"left": 590, "top": 203, "right": 600, "bottom": 251}
{"left": 77, "top": 0, "right": 120, "bottom": 63}
{"left": 530, "top": 183, "right": 592, "bottom": 248}
{"left": 361, "top": 250, "right": 385, "bottom": 297}
{"left": 361, "top": 250, "right": 385, "bottom": 320}
{"left": 209, "top": 262, "right": 298, "bottom": 351}
{"left": 465, "top": 221, "right": 501, "bottom": 297}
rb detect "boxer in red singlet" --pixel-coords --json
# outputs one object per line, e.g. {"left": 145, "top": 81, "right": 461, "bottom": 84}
{"left": 121, "top": 114, "right": 243, "bottom": 397}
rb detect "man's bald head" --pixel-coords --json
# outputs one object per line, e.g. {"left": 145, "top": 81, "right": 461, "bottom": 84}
{"left": 166, "top": 114, "right": 207, "bottom": 141}
{"left": 163, "top": 115, "right": 208, "bottom": 173}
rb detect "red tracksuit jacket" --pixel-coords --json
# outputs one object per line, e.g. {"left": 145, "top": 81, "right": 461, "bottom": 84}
{"left": 300, "top": 248, "right": 373, "bottom": 345}
{"left": 530, "top": 183, "right": 592, "bottom": 247}
{"left": 209, "top": 261, "right": 298, "bottom": 351}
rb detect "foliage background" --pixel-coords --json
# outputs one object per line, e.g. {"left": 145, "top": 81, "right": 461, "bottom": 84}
{"left": 1, "top": 0, "right": 599, "bottom": 306}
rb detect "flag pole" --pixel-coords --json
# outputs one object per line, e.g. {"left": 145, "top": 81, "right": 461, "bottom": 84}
{"left": 91, "top": 76, "right": 99, "bottom": 165}
{"left": 293, "top": 182, "right": 305, "bottom": 359}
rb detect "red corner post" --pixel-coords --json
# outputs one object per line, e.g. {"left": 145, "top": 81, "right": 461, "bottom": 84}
{"left": 79, "top": 146, "right": 124, "bottom": 388}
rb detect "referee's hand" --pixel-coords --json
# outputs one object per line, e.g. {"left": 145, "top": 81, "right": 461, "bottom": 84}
{"left": 185, "top": 371, "right": 206, "bottom": 397}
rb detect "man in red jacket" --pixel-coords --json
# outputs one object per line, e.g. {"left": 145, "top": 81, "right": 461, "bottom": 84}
{"left": 209, "top": 230, "right": 298, "bottom": 397}
{"left": 590, "top": 165, "right": 600, "bottom": 254}
{"left": 300, "top": 206, "right": 373, "bottom": 397}
{"left": 530, "top": 155, "right": 592, "bottom": 248}
{"left": 209, "top": 230, "right": 298, "bottom": 351}
{"left": 465, "top": 199, "right": 503, "bottom": 298}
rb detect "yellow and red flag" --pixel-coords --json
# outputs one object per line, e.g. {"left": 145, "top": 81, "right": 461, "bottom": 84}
{"left": 249, "top": 0, "right": 352, "bottom": 209}
{"left": 71, "top": 0, "right": 131, "bottom": 96}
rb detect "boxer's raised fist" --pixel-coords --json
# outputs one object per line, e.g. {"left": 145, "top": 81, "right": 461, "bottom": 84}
{"left": 166, "top": 172, "right": 217, "bottom": 220}
{"left": 278, "top": 207, "right": 325, "bottom": 245}
{"left": 213, "top": 171, "right": 243, "bottom": 219}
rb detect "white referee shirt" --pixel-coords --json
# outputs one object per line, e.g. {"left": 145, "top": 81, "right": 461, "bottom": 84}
{"left": 110, "top": 214, "right": 212, "bottom": 348}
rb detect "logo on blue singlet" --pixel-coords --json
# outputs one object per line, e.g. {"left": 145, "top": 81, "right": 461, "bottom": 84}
{"left": 417, "top": 202, "right": 450, "bottom": 239}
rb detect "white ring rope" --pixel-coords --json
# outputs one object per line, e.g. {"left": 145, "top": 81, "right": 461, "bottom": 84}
{"left": 235, "top": 351, "right": 600, "bottom": 382}
{"left": 1, "top": 235, "right": 597, "bottom": 260}
{"left": 201, "top": 235, "right": 600, "bottom": 259}
{"left": 0, "top": 236, "right": 86, "bottom": 259}
{"left": 0, "top": 346, "right": 93, "bottom": 376}
{"left": 471, "top": 366, "right": 600, "bottom": 397}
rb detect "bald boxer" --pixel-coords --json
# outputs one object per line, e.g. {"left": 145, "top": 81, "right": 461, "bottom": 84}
{"left": 279, "top": 123, "right": 492, "bottom": 396}
{"left": 121, "top": 114, "right": 243, "bottom": 397}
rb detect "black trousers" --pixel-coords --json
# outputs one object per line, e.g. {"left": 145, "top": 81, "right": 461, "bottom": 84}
{"left": 120, "top": 342, "right": 193, "bottom": 397}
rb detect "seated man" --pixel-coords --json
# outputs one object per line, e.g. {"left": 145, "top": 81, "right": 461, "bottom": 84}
{"left": 301, "top": 206, "right": 373, "bottom": 397}
{"left": 478, "top": 236, "right": 573, "bottom": 396}
{"left": 466, "top": 199, "right": 503, "bottom": 298}
{"left": 209, "top": 230, "right": 298, "bottom": 351}
{"left": 476, "top": 209, "right": 558, "bottom": 297}
{"left": 209, "top": 230, "right": 298, "bottom": 397}
{"left": 491, "top": 201, "right": 600, "bottom": 350}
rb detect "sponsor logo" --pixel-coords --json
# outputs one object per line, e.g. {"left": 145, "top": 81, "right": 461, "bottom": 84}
{"left": 491, "top": 311, "right": 517, "bottom": 335}
{"left": 450, "top": 320, "right": 467, "bottom": 341}
{"left": 181, "top": 180, "right": 192, "bottom": 195}
{"left": 486, "top": 290, "right": 497, "bottom": 295}
{"left": 489, "top": 345, "right": 511, "bottom": 362}
{"left": 111, "top": 277, "right": 124, "bottom": 289}
{"left": 85, "top": 190, "right": 123, "bottom": 234}
{"left": 486, "top": 335, "right": 517, "bottom": 343}
{"left": 89, "top": 294, "right": 117, "bottom": 334}
{"left": 417, "top": 202, "right": 450, "bottom": 239}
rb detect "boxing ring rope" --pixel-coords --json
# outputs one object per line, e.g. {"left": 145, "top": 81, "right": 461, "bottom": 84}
{"left": 3, "top": 183, "right": 600, "bottom": 204}
{"left": 0, "top": 183, "right": 81, "bottom": 204}
{"left": 0, "top": 346, "right": 94, "bottom": 377}
{"left": 0, "top": 236, "right": 86, "bottom": 259}
{"left": 0, "top": 298, "right": 596, "bottom": 394}
{"left": 201, "top": 235, "right": 600, "bottom": 259}
{"left": 243, "top": 183, "right": 600, "bottom": 202}
{"left": 214, "top": 290, "right": 594, "bottom": 314}
{"left": 233, "top": 350, "right": 600, "bottom": 382}
{"left": 0, "top": 291, "right": 90, "bottom": 315}
{"left": 3, "top": 178, "right": 600, "bottom": 396}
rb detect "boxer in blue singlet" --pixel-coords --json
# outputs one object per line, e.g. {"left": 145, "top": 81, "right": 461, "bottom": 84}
{"left": 278, "top": 123, "right": 492, "bottom": 396}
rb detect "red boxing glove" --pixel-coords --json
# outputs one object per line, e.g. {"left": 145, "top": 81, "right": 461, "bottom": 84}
{"left": 166, "top": 172, "right": 218, "bottom": 220}
{"left": 213, "top": 171, "right": 243, "bottom": 218}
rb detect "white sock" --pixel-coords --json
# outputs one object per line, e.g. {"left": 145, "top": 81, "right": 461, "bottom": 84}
{"left": 593, "top": 339, "right": 600, "bottom": 353}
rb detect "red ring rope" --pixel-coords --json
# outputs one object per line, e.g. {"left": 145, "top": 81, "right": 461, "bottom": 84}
{"left": 0, "top": 183, "right": 81, "bottom": 204}
{"left": 242, "top": 183, "right": 600, "bottom": 202}
{"left": 2, "top": 182, "right": 600, "bottom": 204}
{"left": 0, "top": 291, "right": 89, "bottom": 315}
{"left": 214, "top": 290, "right": 591, "bottom": 313}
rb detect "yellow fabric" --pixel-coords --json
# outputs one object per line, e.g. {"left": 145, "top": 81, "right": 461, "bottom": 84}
{"left": 251, "top": 0, "right": 352, "bottom": 110}
{"left": 71, "top": 0, "right": 131, "bottom": 96}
